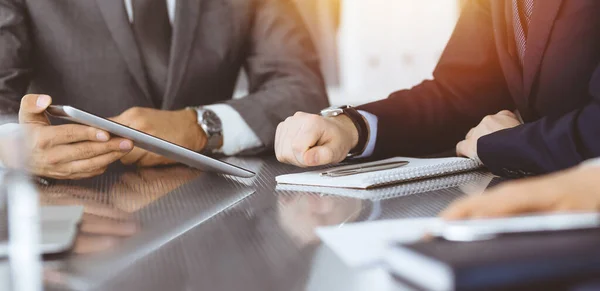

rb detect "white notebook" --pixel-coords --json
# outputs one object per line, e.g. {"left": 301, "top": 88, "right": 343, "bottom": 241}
{"left": 276, "top": 157, "right": 483, "bottom": 189}
{"left": 276, "top": 172, "right": 485, "bottom": 200}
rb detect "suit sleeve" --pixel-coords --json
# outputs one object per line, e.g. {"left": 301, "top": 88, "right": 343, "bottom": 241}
{"left": 478, "top": 73, "right": 600, "bottom": 176}
{"left": 357, "top": 0, "right": 514, "bottom": 158}
{"left": 226, "top": 0, "right": 329, "bottom": 149}
{"left": 0, "top": 0, "right": 31, "bottom": 115}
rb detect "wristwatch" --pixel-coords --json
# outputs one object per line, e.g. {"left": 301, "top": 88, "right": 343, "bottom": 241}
{"left": 189, "top": 107, "right": 223, "bottom": 153}
{"left": 320, "top": 105, "right": 369, "bottom": 157}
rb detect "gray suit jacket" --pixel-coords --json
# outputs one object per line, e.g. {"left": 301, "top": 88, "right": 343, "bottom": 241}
{"left": 0, "top": 0, "right": 328, "bottom": 147}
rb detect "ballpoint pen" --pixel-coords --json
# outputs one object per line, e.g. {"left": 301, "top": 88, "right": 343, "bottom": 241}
{"left": 320, "top": 161, "right": 410, "bottom": 177}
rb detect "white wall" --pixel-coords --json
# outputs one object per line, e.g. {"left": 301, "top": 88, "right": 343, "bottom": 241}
{"left": 331, "top": 0, "right": 460, "bottom": 106}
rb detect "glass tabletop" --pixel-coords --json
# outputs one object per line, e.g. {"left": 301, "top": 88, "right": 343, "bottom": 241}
{"left": 37, "top": 156, "right": 498, "bottom": 291}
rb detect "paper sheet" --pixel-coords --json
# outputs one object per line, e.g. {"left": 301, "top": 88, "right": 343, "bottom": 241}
{"left": 316, "top": 218, "right": 443, "bottom": 268}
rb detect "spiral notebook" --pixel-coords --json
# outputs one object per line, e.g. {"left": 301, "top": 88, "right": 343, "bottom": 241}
{"left": 276, "top": 172, "right": 485, "bottom": 200}
{"left": 275, "top": 157, "right": 483, "bottom": 189}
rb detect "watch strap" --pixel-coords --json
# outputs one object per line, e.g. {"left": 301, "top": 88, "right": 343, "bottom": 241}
{"left": 187, "top": 107, "right": 223, "bottom": 153}
{"left": 340, "top": 106, "right": 369, "bottom": 157}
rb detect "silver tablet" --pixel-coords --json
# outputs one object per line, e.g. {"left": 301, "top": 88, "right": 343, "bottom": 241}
{"left": 46, "top": 105, "right": 255, "bottom": 178}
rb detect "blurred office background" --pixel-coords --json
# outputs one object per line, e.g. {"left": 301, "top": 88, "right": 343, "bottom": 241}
{"left": 236, "top": 0, "right": 465, "bottom": 106}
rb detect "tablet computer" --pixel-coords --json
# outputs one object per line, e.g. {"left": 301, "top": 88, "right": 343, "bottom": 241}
{"left": 46, "top": 105, "right": 255, "bottom": 178}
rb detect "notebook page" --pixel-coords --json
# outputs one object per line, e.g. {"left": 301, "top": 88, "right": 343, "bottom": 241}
{"left": 276, "top": 172, "right": 484, "bottom": 200}
{"left": 275, "top": 157, "right": 482, "bottom": 189}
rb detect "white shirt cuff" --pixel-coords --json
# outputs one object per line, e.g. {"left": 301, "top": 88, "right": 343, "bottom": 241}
{"left": 203, "top": 104, "right": 262, "bottom": 156}
{"left": 582, "top": 157, "right": 600, "bottom": 168}
{"left": 355, "top": 110, "right": 378, "bottom": 158}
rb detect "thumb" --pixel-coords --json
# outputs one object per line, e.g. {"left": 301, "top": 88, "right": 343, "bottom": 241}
{"left": 302, "top": 146, "right": 334, "bottom": 167}
{"left": 19, "top": 94, "right": 52, "bottom": 125}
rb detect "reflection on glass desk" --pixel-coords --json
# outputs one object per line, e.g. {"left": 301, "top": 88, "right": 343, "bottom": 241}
{"left": 38, "top": 157, "right": 498, "bottom": 291}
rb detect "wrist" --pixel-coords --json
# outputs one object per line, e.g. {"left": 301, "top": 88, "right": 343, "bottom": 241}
{"left": 181, "top": 109, "right": 207, "bottom": 152}
{"left": 320, "top": 106, "right": 368, "bottom": 157}
{"left": 333, "top": 115, "right": 359, "bottom": 149}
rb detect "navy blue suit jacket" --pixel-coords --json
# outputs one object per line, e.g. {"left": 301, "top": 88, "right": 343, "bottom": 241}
{"left": 358, "top": 0, "right": 600, "bottom": 178}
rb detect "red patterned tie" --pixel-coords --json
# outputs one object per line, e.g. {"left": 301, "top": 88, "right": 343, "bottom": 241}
{"left": 512, "top": 0, "right": 535, "bottom": 66}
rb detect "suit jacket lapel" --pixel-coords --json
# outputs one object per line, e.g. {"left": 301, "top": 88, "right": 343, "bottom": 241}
{"left": 95, "top": 0, "right": 153, "bottom": 104}
{"left": 162, "top": 0, "right": 202, "bottom": 109}
{"left": 491, "top": 0, "right": 530, "bottom": 117}
{"left": 522, "top": 0, "right": 563, "bottom": 100}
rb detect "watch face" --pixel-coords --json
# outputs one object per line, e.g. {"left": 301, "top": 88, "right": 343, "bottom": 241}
{"left": 320, "top": 107, "right": 345, "bottom": 117}
{"left": 202, "top": 110, "right": 222, "bottom": 133}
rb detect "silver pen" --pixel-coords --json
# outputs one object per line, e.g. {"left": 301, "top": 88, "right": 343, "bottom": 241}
{"left": 320, "top": 161, "right": 410, "bottom": 177}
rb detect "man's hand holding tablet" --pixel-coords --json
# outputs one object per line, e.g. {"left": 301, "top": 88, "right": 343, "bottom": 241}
{"left": 18, "top": 94, "right": 134, "bottom": 179}
{"left": 13, "top": 94, "right": 254, "bottom": 179}
{"left": 41, "top": 101, "right": 254, "bottom": 178}
{"left": 110, "top": 107, "right": 206, "bottom": 167}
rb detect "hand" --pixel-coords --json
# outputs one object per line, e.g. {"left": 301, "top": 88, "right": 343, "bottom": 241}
{"left": 17, "top": 95, "right": 134, "bottom": 179}
{"left": 73, "top": 213, "right": 138, "bottom": 254}
{"left": 456, "top": 110, "right": 521, "bottom": 160}
{"left": 111, "top": 107, "right": 206, "bottom": 166}
{"left": 277, "top": 194, "right": 364, "bottom": 245}
{"left": 109, "top": 167, "right": 201, "bottom": 212}
{"left": 40, "top": 185, "right": 138, "bottom": 254}
{"left": 440, "top": 165, "right": 600, "bottom": 220}
{"left": 275, "top": 112, "right": 359, "bottom": 167}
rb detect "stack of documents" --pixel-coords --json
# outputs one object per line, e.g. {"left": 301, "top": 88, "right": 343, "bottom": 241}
{"left": 317, "top": 213, "right": 600, "bottom": 291}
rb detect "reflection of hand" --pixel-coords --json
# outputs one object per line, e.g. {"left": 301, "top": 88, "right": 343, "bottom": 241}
{"left": 17, "top": 95, "right": 133, "bottom": 179}
{"left": 41, "top": 185, "right": 131, "bottom": 220}
{"left": 109, "top": 166, "right": 202, "bottom": 212}
{"left": 277, "top": 194, "right": 363, "bottom": 246}
{"left": 456, "top": 110, "right": 521, "bottom": 160}
{"left": 441, "top": 166, "right": 600, "bottom": 220}
{"left": 39, "top": 185, "right": 138, "bottom": 254}
{"left": 73, "top": 213, "right": 138, "bottom": 254}
{"left": 111, "top": 107, "right": 206, "bottom": 166}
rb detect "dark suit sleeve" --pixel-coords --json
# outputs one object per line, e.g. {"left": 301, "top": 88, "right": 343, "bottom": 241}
{"left": 357, "top": 0, "right": 514, "bottom": 157}
{"left": 227, "top": 0, "right": 329, "bottom": 148}
{"left": 479, "top": 72, "right": 600, "bottom": 176}
{"left": 0, "top": 0, "right": 32, "bottom": 114}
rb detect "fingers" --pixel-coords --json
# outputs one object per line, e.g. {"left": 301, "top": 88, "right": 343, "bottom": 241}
{"left": 275, "top": 112, "right": 352, "bottom": 167}
{"left": 47, "top": 138, "right": 133, "bottom": 163}
{"left": 79, "top": 214, "right": 138, "bottom": 236}
{"left": 291, "top": 115, "right": 325, "bottom": 165}
{"left": 120, "top": 147, "right": 147, "bottom": 165}
{"left": 71, "top": 151, "right": 128, "bottom": 172}
{"left": 136, "top": 152, "right": 175, "bottom": 167}
{"left": 275, "top": 118, "right": 293, "bottom": 163}
{"left": 456, "top": 140, "right": 468, "bottom": 157}
{"left": 19, "top": 94, "right": 52, "bottom": 125}
{"left": 275, "top": 122, "right": 284, "bottom": 158}
{"left": 29, "top": 123, "right": 112, "bottom": 150}
{"left": 73, "top": 215, "right": 138, "bottom": 254}
{"left": 441, "top": 184, "right": 548, "bottom": 220}
{"left": 73, "top": 235, "right": 120, "bottom": 254}
{"left": 439, "top": 197, "right": 474, "bottom": 220}
{"left": 120, "top": 147, "right": 174, "bottom": 167}
{"left": 276, "top": 113, "right": 323, "bottom": 167}
{"left": 42, "top": 124, "right": 112, "bottom": 146}
{"left": 46, "top": 151, "right": 130, "bottom": 179}
{"left": 465, "top": 128, "right": 475, "bottom": 139}
{"left": 303, "top": 146, "right": 334, "bottom": 167}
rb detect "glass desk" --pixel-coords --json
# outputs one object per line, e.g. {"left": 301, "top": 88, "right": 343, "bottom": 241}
{"left": 35, "top": 156, "right": 498, "bottom": 291}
